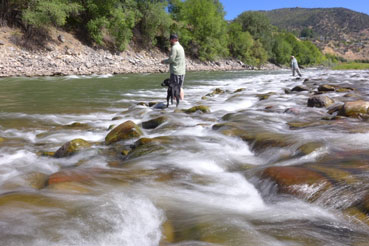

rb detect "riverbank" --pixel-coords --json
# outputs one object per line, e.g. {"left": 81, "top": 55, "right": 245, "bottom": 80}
{"left": 0, "top": 27, "right": 280, "bottom": 77}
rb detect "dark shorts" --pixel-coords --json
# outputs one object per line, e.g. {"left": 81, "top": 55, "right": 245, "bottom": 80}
{"left": 170, "top": 74, "right": 185, "bottom": 88}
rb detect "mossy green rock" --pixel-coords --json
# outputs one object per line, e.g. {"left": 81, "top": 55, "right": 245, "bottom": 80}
{"left": 105, "top": 120, "right": 143, "bottom": 144}
{"left": 233, "top": 88, "right": 245, "bottom": 93}
{"left": 184, "top": 105, "right": 210, "bottom": 114}
{"left": 54, "top": 138, "right": 91, "bottom": 158}
{"left": 142, "top": 116, "right": 168, "bottom": 129}
{"left": 256, "top": 92, "right": 276, "bottom": 101}
{"left": 0, "top": 137, "right": 5, "bottom": 143}
{"left": 205, "top": 88, "right": 224, "bottom": 97}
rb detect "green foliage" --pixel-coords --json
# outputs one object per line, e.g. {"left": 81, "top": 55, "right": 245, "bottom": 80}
{"left": 333, "top": 62, "right": 369, "bottom": 70}
{"left": 227, "top": 22, "right": 254, "bottom": 63}
{"left": 76, "top": 0, "right": 139, "bottom": 51}
{"left": 300, "top": 27, "right": 314, "bottom": 38}
{"left": 22, "top": 0, "right": 81, "bottom": 28}
{"left": 136, "top": 0, "right": 172, "bottom": 48}
{"left": 175, "top": 0, "right": 228, "bottom": 60}
{"left": 271, "top": 35, "right": 293, "bottom": 65}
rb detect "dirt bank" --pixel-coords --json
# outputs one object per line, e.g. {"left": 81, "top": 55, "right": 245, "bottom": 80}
{"left": 0, "top": 27, "right": 279, "bottom": 77}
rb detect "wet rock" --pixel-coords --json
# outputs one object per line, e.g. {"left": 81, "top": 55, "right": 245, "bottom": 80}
{"left": 307, "top": 95, "right": 334, "bottom": 108}
{"left": 205, "top": 88, "right": 224, "bottom": 97}
{"left": 64, "top": 122, "right": 90, "bottom": 129}
{"left": 318, "top": 84, "right": 336, "bottom": 92}
{"left": 233, "top": 88, "right": 245, "bottom": 93}
{"left": 291, "top": 85, "right": 308, "bottom": 92}
{"left": 137, "top": 102, "right": 148, "bottom": 106}
{"left": 296, "top": 142, "right": 324, "bottom": 155}
{"left": 142, "top": 116, "right": 168, "bottom": 129}
{"left": 105, "top": 120, "right": 143, "bottom": 144}
{"left": 25, "top": 172, "right": 49, "bottom": 189}
{"left": 213, "top": 122, "right": 294, "bottom": 152}
{"left": 284, "top": 88, "right": 292, "bottom": 94}
{"left": 148, "top": 102, "right": 157, "bottom": 107}
{"left": 54, "top": 138, "right": 91, "bottom": 158}
{"left": 0, "top": 192, "right": 64, "bottom": 207}
{"left": 0, "top": 137, "right": 5, "bottom": 143}
{"left": 47, "top": 168, "right": 96, "bottom": 185}
{"left": 338, "top": 100, "right": 369, "bottom": 118}
{"left": 161, "top": 220, "right": 175, "bottom": 243}
{"left": 183, "top": 105, "right": 210, "bottom": 114}
{"left": 284, "top": 108, "right": 300, "bottom": 115}
{"left": 261, "top": 166, "right": 331, "bottom": 201}
{"left": 256, "top": 92, "right": 276, "bottom": 101}
{"left": 112, "top": 116, "right": 123, "bottom": 121}
{"left": 318, "top": 84, "right": 354, "bottom": 93}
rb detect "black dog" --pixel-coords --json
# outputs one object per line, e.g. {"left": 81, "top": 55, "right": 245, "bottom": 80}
{"left": 161, "top": 78, "right": 180, "bottom": 107}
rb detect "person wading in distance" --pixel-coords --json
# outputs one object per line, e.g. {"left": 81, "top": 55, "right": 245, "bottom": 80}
{"left": 291, "top": 55, "right": 302, "bottom": 77}
{"left": 161, "top": 34, "right": 186, "bottom": 100}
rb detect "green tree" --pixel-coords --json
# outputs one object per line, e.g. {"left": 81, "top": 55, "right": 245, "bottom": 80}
{"left": 227, "top": 22, "right": 254, "bottom": 64}
{"left": 176, "top": 0, "right": 228, "bottom": 60}
{"left": 271, "top": 34, "right": 293, "bottom": 64}
{"left": 72, "top": 0, "right": 139, "bottom": 51}
{"left": 22, "top": 0, "right": 80, "bottom": 29}
{"left": 235, "top": 11, "right": 274, "bottom": 58}
{"left": 136, "top": 0, "right": 172, "bottom": 48}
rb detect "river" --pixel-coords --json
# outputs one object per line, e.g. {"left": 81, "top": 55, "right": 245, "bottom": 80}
{"left": 0, "top": 69, "right": 369, "bottom": 246}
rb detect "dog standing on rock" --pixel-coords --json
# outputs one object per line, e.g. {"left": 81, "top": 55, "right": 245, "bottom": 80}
{"left": 161, "top": 78, "right": 180, "bottom": 107}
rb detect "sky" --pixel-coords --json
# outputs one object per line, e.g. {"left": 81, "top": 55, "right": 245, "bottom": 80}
{"left": 219, "top": 0, "right": 369, "bottom": 20}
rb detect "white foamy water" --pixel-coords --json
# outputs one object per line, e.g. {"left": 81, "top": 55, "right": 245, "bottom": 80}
{"left": 1, "top": 69, "right": 369, "bottom": 245}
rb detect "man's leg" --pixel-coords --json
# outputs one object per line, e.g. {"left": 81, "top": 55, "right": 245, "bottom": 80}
{"left": 297, "top": 67, "right": 302, "bottom": 77}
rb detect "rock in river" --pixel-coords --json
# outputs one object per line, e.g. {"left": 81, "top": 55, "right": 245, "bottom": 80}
{"left": 54, "top": 138, "right": 91, "bottom": 158}
{"left": 105, "top": 120, "right": 143, "bottom": 144}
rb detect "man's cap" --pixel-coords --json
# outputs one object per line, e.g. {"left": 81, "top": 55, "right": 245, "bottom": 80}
{"left": 170, "top": 34, "right": 178, "bottom": 40}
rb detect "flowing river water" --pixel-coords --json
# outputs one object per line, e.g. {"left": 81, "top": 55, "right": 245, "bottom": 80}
{"left": 0, "top": 69, "right": 369, "bottom": 246}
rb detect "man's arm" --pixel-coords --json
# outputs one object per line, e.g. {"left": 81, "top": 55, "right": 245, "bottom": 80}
{"left": 162, "top": 47, "right": 177, "bottom": 64}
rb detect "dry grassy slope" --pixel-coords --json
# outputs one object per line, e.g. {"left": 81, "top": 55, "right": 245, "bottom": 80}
{"left": 262, "top": 8, "right": 369, "bottom": 60}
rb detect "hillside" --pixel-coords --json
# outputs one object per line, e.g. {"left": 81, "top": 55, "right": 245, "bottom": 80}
{"left": 261, "top": 8, "right": 369, "bottom": 60}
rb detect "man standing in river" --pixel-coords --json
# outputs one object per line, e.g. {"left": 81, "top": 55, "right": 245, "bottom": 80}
{"left": 161, "top": 34, "right": 186, "bottom": 100}
{"left": 291, "top": 56, "right": 302, "bottom": 77}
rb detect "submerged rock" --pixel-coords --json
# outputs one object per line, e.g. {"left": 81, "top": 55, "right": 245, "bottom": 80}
{"left": 261, "top": 166, "right": 331, "bottom": 201}
{"left": 291, "top": 85, "right": 308, "bottom": 92}
{"left": 205, "top": 88, "right": 224, "bottom": 97}
{"left": 256, "top": 92, "right": 276, "bottom": 101}
{"left": 105, "top": 120, "right": 143, "bottom": 144}
{"left": 142, "top": 116, "right": 168, "bottom": 129}
{"left": 183, "top": 105, "right": 210, "bottom": 114}
{"left": 54, "top": 138, "right": 91, "bottom": 158}
{"left": 233, "top": 88, "right": 245, "bottom": 93}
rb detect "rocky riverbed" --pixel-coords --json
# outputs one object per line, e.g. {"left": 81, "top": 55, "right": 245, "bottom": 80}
{"left": 0, "top": 27, "right": 278, "bottom": 77}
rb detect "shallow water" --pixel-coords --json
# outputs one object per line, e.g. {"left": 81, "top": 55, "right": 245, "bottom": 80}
{"left": 1, "top": 69, "right": 369, "bottom": 245}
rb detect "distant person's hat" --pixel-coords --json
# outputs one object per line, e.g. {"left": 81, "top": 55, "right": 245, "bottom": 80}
{"left": 170, "top": 34, "right": 178, "bottom": 40}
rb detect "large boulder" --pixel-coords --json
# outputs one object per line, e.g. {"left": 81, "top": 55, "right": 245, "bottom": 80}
{"left": 338, "top": 100, "right": 369, "bottom": 118}
{"left": 307, "top": 95, "right": 334, "bottom": 108}
{"left": 105, "top": 120, "right": 143, "bottom": 144}
{"left": 54, "top": 138, "right": 91, "bottom": 158}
